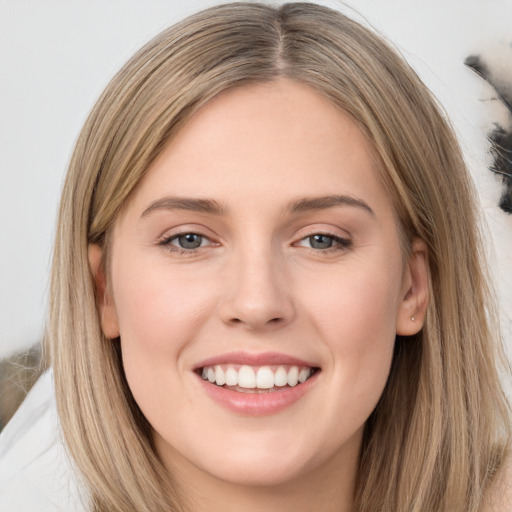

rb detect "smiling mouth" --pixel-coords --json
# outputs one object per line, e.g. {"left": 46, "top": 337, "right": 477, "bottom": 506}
{"left": 198, "top": 364, "right": 320, "bottom": 393}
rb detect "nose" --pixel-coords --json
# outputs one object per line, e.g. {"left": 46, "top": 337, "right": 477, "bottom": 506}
{"left": 217, "top": 247, "right": 295, "bottom": 331}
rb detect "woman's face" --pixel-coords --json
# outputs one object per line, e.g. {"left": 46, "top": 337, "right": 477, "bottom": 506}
{"left": 94, "top": 79, "right": 426, "bottom": 490}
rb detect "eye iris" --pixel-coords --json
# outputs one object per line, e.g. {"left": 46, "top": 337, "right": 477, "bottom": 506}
{"left": 178, "top": 234, "right": 203, "bottom": 249}
{"left": 310, "top": 234, "right": 333, "bottom": 249}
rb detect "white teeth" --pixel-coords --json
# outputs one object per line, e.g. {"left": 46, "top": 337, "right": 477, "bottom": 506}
{"left": 225, "top": 367, "right": 238, "bottom": 386}
{"left": 287, "top": 366, "right": 299, "bottom": 387}
{"left": 215, "top": 365, "right": 226, "bottom": 386}
{"left": 238, "top": 366, "right": 256, "bottom": 388}
{"left": 200, "top": 364, "right": 315, "bottom": 389}
{"left": 274, "top": 366, "right": 288, "bottom": 387}
{"left": 256, "top": 367, "right": 274, "bottom": 389}
{"left": 298, "top": 368, "right": 310, "bottom": 383}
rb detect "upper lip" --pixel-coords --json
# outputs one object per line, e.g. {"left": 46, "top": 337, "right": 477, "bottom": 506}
{"left": 194, "top": 351, "right": 320, "bottom": 370}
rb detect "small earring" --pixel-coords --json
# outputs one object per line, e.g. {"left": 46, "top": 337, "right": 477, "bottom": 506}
{"left": 411, "top": 316, "right": 416, "bottom": 322}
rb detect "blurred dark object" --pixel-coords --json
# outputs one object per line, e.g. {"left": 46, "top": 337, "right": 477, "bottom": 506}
{"left": 0, "top": 344, "right": 45, "bottom": 432}
{"left": 465, "top": 50, "right": 512, "bottom": 213}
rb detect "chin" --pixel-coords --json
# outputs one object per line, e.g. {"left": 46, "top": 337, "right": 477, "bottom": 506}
{"left": 156, "top": 428, "right": 321, "bottom": 489}
{"left": 204, "top": 453, "right": 313, "bottom": 488}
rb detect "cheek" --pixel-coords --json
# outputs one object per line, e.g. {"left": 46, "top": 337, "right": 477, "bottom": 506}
{"left": 300, "top": 261, "right": 401, "bottom": 399}
{"left": 111, "top": 276, "right": 211, "bottom": 430}
{"left": 304, "top": 260, "right": 402, "bottom": 344}
{"left": 110, "top": 261, "right": 218, "bottom": 411}
{"left": 112, "top": 262, "right": 215, "bottom": 355}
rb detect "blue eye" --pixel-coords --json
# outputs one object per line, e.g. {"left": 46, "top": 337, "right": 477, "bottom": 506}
{"left": 174, "top": 233, "right": 204, "bottom": 249}
{"left": 298, "top": 233, "right": 351, "bottom": 251}
{"left": 308, "top": 234, "right": 335, "bottom": 249}
{"left": 159, "top": 232, "right": 209, "bottom": 251}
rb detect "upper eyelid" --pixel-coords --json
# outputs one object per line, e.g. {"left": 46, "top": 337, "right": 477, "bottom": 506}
{"left": 299, "top": 233, "right": 349, "bottom": 241}
{"left": 156, "top": 223, "right": 352, "bottom": 245}
{"left": 157, "top": 224, "right": 217, "bottom": 241}
{"left": 158, "top": 233, "right": 217, "bottom": 256}
{"left": 295, "top": 233, "right": 351, "bottom": 248}
{"left": 159, "top": 225, "right": 350, "bottom": 236}
{"left": 159, "top": 231, "right": 216, "bottom": 246}
{"left": 292, "top": 224, "right": 352, "bottom": 241}
{"left": 159, "top": 232, "right": 350, "bottom": 250}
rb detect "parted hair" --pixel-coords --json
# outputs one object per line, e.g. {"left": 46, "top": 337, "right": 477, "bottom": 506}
{"left": 47, "top": 3, "right": 510, "bottom": 511}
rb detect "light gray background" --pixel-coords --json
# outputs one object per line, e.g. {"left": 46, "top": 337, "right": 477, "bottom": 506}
{"left": 1, "top": 0, "right": 511, "bottom": 358}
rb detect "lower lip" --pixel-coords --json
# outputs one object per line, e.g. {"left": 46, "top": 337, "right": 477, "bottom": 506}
{"left": 196, "top": 371, "right": 320, "bottom": 416}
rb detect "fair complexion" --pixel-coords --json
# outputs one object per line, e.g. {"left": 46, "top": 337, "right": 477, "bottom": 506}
{"left": 90, "top": 79, "right": 428, "bottom": 512}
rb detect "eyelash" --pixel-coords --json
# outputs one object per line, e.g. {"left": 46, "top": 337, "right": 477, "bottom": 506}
{"left": 296, "top": 233, "right": 352, "bottom": 253}
{"left": 158, "top": 232, "right": 213, "bottom": 255}
{"left": 157, "top": 231, "right": 352, "bottom": 255}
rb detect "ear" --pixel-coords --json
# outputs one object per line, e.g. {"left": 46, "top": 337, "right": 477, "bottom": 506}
{"left": 88, "top": 244, "right": 120, "bottom": 339}
{"left": 396, "top": 238, "right": 429, "bottom": 336}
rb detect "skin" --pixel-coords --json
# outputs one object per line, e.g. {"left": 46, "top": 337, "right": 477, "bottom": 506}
{"left": 90, "top": 79, "right": 429, "bottom": 512}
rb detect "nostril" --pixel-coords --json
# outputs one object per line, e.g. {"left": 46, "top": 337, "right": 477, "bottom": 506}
{"left": 227, "top": 316, "right": 285, "bottom": 329}
{"left": 229, "top": 317, "right": 282, "bottom": 325}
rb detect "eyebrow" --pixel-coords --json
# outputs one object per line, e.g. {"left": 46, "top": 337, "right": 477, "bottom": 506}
{"left": 141, "top": 194, "right": 374, "bottom": 218}
{"left": 285, "top": 195, "right": 375, "bottom": 217}
{"left": 141, "top": 197, "right": 228, "bottom": 217}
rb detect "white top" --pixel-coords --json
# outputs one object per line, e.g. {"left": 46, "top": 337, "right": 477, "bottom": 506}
{"left": 0, "top": 370, "right": 88, "bottom": 511}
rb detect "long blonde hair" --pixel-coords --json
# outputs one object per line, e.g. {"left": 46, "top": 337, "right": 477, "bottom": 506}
{"left": 47, "top": 3, "right": 511, "bottom": 511}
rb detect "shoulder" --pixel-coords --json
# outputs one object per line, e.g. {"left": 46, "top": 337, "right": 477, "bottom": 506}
{"left": 0, "top": 369, "right": 88, "bottom": 512}
{"left": 483, "top": 455, "right": 512, "bottom": 512}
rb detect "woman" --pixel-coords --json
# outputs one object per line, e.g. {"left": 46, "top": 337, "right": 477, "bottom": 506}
{"left": 2, "top": 2, "right": 511, "bottom": 511}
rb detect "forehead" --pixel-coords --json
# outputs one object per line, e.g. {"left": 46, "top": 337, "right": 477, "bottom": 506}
{"left": 121, "top": 79, "right": 394, "bottom": 223}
